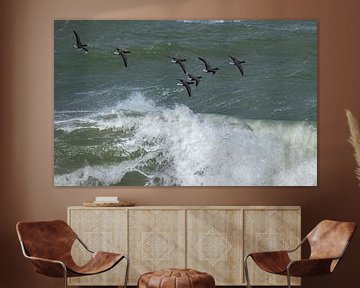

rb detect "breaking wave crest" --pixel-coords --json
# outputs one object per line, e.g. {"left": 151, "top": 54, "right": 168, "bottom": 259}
{"left": 54, "top": 93, "right": 316, "bottom": 186}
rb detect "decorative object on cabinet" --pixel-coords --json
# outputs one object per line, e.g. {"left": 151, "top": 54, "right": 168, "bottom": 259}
{"left": 94, "top": 196, "right": 120, "bottom": 203}
{"left": 54, "top": 20, "right": 317, "bottom": 187}
{"left": 16, "top": 220, "right": 129, "bottom": 288}
{"left": 83, "top": 195, "right": 135, "bottom": 207}
{"left": 83, "top": 201, "right": 135, "bottom": 207}
{"left": 138, "top": 268, "right": 215, "bottom": 288}
{"left": 244, "top": 220, "right": 356, "bottom": 288}
{"left": 68, "top": 206, "right": 300, "bottom": 286}
{"left": 346, "top": 109, "right": 360, "bottom": 185}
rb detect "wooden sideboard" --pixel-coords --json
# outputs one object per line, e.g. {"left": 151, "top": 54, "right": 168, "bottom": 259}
{"left": 67, "top": 206, "right": 301, "bottom": 286}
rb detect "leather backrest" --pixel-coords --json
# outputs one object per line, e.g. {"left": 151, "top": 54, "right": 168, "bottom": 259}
{"left": 307, "top": 220, "right": 356, "bottom": 260}
{"left": 16, "top": 220, "right": 77, "bottom": 261}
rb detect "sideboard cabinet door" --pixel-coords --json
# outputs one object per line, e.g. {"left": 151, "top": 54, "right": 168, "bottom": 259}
{"left": 243, "top": 208, "right": 301, "bottom": 286}
{"left": 187, "top": 209, "right": 243, "bottom": 285}
{"left": 128, "top": 209, "right": 186, "bottom": 284}
{"left": 68, "top": 208, "right": 127, "bottom": 286}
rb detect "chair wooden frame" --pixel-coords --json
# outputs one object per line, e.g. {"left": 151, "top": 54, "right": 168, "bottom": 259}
{"left": 16, "top": 220, "right": 129, "bottom": 288}
{"left": 243, "top": 220, "right": 356, "bottom": 288}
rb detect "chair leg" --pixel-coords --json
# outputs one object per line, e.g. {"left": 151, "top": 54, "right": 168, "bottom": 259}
{"left": 123, "top": 255, "right": 130, "bottom": 288}
{"left": 286, "top": 269, "right": 291, "bottom": 288}
{"left": 244, "top": 255, "right": 252, "bottom": 288}
{"left": 62, "top": 264, "right": 68, "bottom": 288}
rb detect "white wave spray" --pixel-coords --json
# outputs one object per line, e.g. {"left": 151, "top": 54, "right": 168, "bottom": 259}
{"left": 55, "top": 92, "right": 317, "bottom": 186}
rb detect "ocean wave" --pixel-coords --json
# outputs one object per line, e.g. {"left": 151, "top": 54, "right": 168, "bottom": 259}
{"left": 175, "top": 20, "right": 317, "bottom": 31}
{"left": 54, "top": 92, "right": 317, "bottom": 186}
{"left": 177, "top": 20, "right": 226, "bottom": 25}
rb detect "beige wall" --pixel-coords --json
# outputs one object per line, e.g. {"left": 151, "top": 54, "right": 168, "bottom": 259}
{"left": 1, "top": 0, "right": 360, "bottom": 287}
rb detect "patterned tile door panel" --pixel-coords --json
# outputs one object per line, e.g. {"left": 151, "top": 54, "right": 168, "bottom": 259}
{"left": 128, "top": 209, "right": 186, "bottom": 284}
{"left": 244, "top": 209, "right": 301, "bottom": 286}
{"left": 187, "top": 209, "right": 243, "bottom": 285}
{"left": 68, "top": 209, "right": 127, "bottom": 286}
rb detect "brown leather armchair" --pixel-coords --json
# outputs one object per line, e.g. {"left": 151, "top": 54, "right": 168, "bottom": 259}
{"left": 244, "top": 220, "right": 356, "bottom": 288}
{"left": 16, "top": 220, "right": 129, "bottom": 288}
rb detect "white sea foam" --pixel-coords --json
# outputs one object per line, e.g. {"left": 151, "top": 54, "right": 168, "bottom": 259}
{"left": 55, "top": 92, "right": 317, "bottom": 186}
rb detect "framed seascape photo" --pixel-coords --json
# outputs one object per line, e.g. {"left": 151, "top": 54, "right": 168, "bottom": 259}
{"left": 54, "top": 20, "right": 317, "bottom": 186}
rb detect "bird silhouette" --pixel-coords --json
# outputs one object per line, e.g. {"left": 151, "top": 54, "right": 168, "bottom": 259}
{"left": 229, "top": 55, "right": 246, "bottom": 76}
{"left": 170, "top": 57, "right": 187, "bottom": 74}
{"left": 177, "top": 79, "right": 194, "bottom": 97}
{"left": 186, "top": 73, "right": 202, "bottom": 86}
{"left": 198, "top": 57, "right": 219, "bottom": 74}
{"left": 73, "top": 30, "right": 88, "bottom": 53}
{"left": 114, "top": 48, "right": 131, "bottom": 67}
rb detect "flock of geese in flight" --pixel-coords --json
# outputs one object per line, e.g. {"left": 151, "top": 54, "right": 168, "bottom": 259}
{"left": 73, "top": 30, "right": 246, "bottom": 98}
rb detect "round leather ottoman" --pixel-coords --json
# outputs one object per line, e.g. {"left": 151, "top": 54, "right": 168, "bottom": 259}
{"left": 138, "top": 268, "right": 215, "bottom": 288}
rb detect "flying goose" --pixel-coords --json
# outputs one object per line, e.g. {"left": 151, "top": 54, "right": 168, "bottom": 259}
{"left": 198, "top": 57, "right": 219, "bottom": 74}
{"left": 170, "top": 57, "right": 187, "bottom": 74}
{"left": 177, "top": 79, "right": 194, "bottom": 97}
{"left": 229, "top": 55, "right": 246, "bottom": 76}
{"left": 73, "top": 30, "right": 88, "bottom": 54}
{"left": 114, "top": 48, "right": 131, "bottom": 67}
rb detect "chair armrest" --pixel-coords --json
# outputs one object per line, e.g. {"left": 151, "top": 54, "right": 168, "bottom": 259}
{"left": 245, "top": 237, "right": 306, "bottom": 259}
{"left": 26, "top": 255, "right": 65, "bottom": 265}
{"left": 287, "top": 258, "right": 335, "bottom": 277}
{"left": 19, "top": 240, "right": 67, "bottom": 277}
{"left": 246, "top": 251, "right": 292, "bottom": 274}
{"left": 247, "top": 250, "right": 290, "bottom": 258}
{"left": 285, "top": 237, "right": 307, "bottom": 253}
{"left": 76, "top": 235, "right": 94, "bottom": 253}
{"left": 26, "top": 255, "right": 67, "bottom": 278}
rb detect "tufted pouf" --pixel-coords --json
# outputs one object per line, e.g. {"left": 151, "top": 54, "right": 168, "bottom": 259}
{"left": 138, "top": 268, "right": 215, "bottom": 288}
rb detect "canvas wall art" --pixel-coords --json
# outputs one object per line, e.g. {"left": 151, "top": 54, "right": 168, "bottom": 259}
{"left": 54, "top": 20, "right": 317, "bottom": 186}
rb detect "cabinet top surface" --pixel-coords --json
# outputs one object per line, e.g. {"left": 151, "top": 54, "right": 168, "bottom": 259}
{"left": 68, "top": 205, "right": 301, "bottom": 210}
